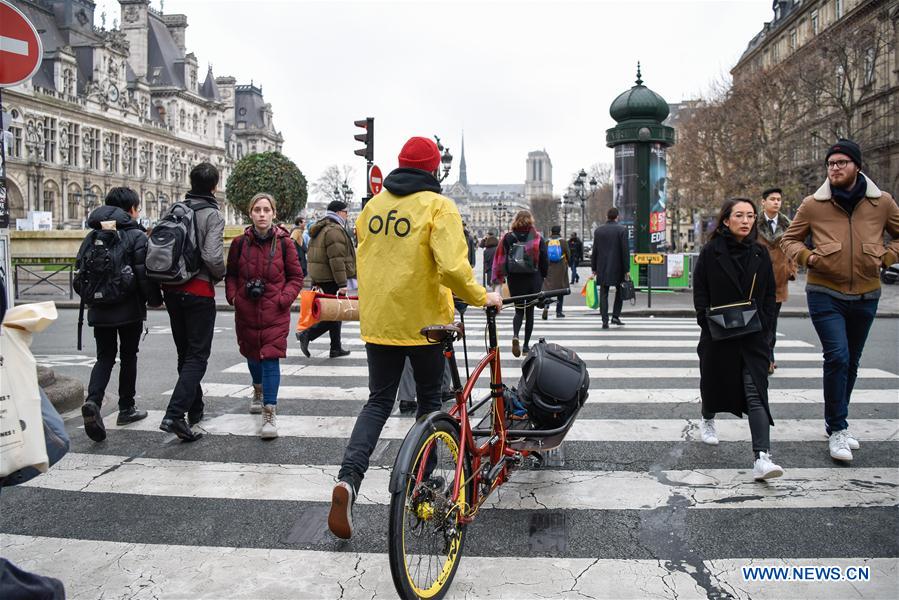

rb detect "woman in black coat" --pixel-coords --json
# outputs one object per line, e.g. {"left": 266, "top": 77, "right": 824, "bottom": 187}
{"left": 693, "top": 197, "right": 783, "bottom": 481}
{"left": 492, "top": 210, "right": 548, "bottom": 357}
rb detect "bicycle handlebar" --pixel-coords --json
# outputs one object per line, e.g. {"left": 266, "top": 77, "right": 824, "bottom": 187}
{"left": 501, "top": 288, "right": 571, "bottom": 306}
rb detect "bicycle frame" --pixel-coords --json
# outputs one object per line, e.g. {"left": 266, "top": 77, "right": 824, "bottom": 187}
{"left": 411, "top": 289, "right": 569, "bottom": 525}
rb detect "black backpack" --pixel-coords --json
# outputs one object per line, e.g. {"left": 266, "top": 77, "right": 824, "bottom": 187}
{"left": 507, "top": 239, "right": 538, "bottom": 274}
{"left": 517, "top": 340, "right": 589, "bottom": 429}
{"left": 74, "top": 229, "right": 136, "bottom": 349}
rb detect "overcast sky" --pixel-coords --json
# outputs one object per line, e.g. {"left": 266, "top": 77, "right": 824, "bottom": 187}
{"left": 94, "top": 0, "right": 773, "bottom": 198}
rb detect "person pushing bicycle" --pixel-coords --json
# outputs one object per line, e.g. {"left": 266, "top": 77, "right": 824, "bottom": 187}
{"left": 327, "top": 136, "right": 504, "bottom": 539}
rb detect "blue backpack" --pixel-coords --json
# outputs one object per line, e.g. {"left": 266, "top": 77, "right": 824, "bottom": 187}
{"left": 547, "top": 238, "right": 564, "bottom": 263}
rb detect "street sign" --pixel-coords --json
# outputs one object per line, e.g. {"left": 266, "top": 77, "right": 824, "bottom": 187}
{"left": 0, "top": 0, "right": 44, "bottom": 88}
{"left": 369, "top": 165, "right": 383, "bottom": 195}
{"left": 634, "top": 253, "right": 664, "bottom": 265}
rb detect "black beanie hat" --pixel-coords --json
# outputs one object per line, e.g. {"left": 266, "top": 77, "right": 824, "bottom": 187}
{"left": 327, "top": 200, "right": 348, "bottom": 213}
{"left": 551, "top": 225, "right": 562, "bottom": 235}
{"left": 825, "top": 139, "right": 862, "bottom": 168}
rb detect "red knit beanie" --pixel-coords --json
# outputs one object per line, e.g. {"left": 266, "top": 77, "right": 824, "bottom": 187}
{"left": 398, "top": 137, "right": 441, "bottom": 172}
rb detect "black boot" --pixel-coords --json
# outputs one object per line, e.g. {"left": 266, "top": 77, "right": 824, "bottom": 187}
{"left": 116, "top": 407, "right": 148, "bottom": 426}
{"left": 330, "top": 348, "right": 351, "bottom": 358}
{"left": 81, "top": 401, "right": 106, "bottom": 442}
{"left": 298, "top": 330, "right": 311, "bottom": 358}
{"left": 160, "top": 418, "right": 203, "bottom": 442}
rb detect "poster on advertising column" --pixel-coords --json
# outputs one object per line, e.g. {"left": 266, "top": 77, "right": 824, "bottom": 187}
{"left": 613, "top": 143, "right": 637, "bottom": 252}
{"left": 649, "top": 143, "right": 668, "bottom": 251}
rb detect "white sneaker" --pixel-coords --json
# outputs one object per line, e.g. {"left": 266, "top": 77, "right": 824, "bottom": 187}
{"left": 829, "top": 430, "right": 853, "bottom": 462}
{"left": 752, "top": 452, "right": 784, "bottom": 481}
{"left": 249, "top": 384, "right": 263, "bottom": 414}
{"left": 699, "top": 418, "right": 719, "bottom": 445}
{"left": 845, "top": 430, "right": 860, "bottom": 450}
{"left": 260, "top": 404, "right": 278, "bottom": 439}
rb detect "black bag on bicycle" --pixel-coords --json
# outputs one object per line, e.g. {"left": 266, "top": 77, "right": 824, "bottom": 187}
{"left": 517, "top": 340, "right": 589, "bottom": 429}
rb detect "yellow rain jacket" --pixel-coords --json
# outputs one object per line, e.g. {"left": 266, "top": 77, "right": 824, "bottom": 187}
{"left": 356, "top": 168, "right": 487, "bottom": 345}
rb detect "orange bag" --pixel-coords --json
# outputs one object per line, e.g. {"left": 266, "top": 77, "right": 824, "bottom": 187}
{"left": 296, "top": 289, "right": 319, "bottom": 332}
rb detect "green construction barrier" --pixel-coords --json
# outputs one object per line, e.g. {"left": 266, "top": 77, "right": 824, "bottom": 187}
{"left": 629, "top": 254, "right": 692, "bottom": 289}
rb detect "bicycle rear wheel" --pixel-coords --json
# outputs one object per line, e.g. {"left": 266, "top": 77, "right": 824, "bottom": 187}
{"left": 388, "top": 419, "right": 470, "bottom": 600}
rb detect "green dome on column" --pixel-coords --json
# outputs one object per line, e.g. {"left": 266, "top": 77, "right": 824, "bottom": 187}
{"left": 606, "top": 63, "right": 674, "bottom": 147}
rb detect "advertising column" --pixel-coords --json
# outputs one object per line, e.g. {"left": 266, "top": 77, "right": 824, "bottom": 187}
{"left": 613, "top": 144, "right": 638, "bottom": 252}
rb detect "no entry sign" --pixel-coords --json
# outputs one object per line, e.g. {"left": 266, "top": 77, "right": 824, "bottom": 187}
{"left": 369, "top": 165, "right": 383, "bottom": 195}
{"left": 0, "top": 0, "right": 43, "bottom": 88}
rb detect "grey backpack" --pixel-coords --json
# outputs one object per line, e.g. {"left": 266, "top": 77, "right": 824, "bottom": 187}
{"left": 145, "top": 201, "right": 206, "bottom": 283}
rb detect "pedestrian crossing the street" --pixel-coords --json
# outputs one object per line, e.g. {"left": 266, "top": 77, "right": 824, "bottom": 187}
{"left": 2, "top": 314, "right": 897, "bottom": 599}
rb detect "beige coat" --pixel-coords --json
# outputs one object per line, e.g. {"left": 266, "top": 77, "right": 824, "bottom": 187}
{"left": 781, "top": 174, "right": 899, "bottom": 296}
{"left": 756, "top": 211, "right": 796, "bottom": 303}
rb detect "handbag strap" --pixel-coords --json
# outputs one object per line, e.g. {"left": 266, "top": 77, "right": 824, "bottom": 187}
{"left": 748, "top": 273, "right": 756, "bottom": 300}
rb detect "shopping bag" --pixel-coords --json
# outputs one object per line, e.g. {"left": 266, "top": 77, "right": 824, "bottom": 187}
{"left": 584, "top": 279, "right": 599, "bottom": 309}
{"left": 295, "top": 289, "right": 320, "bottom": 333}
{"left": 1, "top": 302, "right": 58, "bottom": 478}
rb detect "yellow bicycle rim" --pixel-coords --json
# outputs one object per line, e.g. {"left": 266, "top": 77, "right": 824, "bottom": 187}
{"left": 402, "top": 430, "right": 465, "bottom": 598}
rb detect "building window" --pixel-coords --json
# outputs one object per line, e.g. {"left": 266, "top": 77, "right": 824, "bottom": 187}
{"left": 43, "top": 189, "right": 54, "bottom": 216}
{"left": 772, "top": 40, "right": 780, "bottom": 62}
{"left": 43, "top": 117, "right": 57, "bottom": 163}
{"left": 811, "top": 10, "right": 819, "bottom": 34}
{"left": 109, "top": 133, "right": 120, "bottom": 173}
{"left": 179, "top": 109, "right": 186, "bottom": 129}
{"left": 66, "top": 123, "right": 80, "bottom": 167}
{"left": 864, "top": 47, "right": 876, "bottom": 86}
{"left": 8, "top": 124, "right": 23, "bottom": 158}
{"left": 789, "top": 28, "right": 797, "bottom": 51}
{"left": 63, "top": 68, "right": 75, "bottom": 97}
{"left": 192, "top": 112, "right": 198, "bottom": 132}
{"left": 123, "top": 137, "right": 137, "bottom": 175}
{"left": 836, "top": 65, "right": 845, "bottom": 94}
{"left": 835, "top": 0, "right": 843, "bottom": 19}
{"left": 68, "top": 191, "right": 80, "bottom": 221}
{"left": 811, "top": 131, "right": 820, "bottom": 161}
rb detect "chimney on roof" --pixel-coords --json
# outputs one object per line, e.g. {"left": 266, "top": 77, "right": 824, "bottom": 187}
{"left": 119, "top": 0, "right": 150, "bottom": 79}
{"left": 163, "top": 13, "right": 188, "bottom": 54}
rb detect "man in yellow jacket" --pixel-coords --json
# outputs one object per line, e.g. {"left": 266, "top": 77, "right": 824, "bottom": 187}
{"left": 328, "top": 136, "right": 503, "bottom": 539}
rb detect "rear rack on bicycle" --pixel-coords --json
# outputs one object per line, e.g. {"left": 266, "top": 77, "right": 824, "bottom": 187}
{"left": 470, "top": 404, "right": 583, "bottom": 453}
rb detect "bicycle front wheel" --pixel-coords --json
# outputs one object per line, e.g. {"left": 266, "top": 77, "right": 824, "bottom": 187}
{"left": 388, "top": 419, "right": 470, "bottom": 600}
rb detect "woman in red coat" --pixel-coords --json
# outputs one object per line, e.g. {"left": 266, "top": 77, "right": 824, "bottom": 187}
{"left": 226, "top": 193, "right": 304, "bottom": 438}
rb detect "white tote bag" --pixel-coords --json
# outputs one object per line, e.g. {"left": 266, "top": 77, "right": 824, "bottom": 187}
{"left": 0, "top": 302, "right": 58, "bottom": 478}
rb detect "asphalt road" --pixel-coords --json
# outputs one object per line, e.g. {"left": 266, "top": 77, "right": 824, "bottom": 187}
{"left": 1, "top": 305, "right": 897, "bottom": 599}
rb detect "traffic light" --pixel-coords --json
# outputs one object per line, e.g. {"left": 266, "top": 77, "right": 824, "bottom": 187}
{"left": 354, "top": 117, "right": 374, "bottom": 162}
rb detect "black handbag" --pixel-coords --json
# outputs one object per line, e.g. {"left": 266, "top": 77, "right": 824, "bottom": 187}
{"left": 619, "top": 278, "right": 636, "bottom": 303}
{"left": 706, "top": 274, "right": 762, "bottom": 341}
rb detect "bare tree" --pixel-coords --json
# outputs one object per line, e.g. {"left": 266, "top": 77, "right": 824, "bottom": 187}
{"left": 529, "top": 194, "right": 558, "bottom": 235}
{"left": 311, "top": 165, "right": 357, "bottom": 205}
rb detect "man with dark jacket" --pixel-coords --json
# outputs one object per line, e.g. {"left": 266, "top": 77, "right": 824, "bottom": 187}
{"left": 782, "top": 139, "right": 899, "bottom": 463}
{"left": 290, "top": 216, "right": 308, "bottom": 278}
{"left": 298, "top": 200, "right": 356, "bottom": 358}
{"left": 591, "top": 207, "right": 631, "bottom": 329}
{"left": 568, "top": 232, "right": 584, "bottom": 283}
{"left": 79, "top": 187, "right": 161, "bottom": 442}
{"left": 480, "top": 230, "right": 499, "bottom": 286}
{"left": 159, "top": 163, "right": 226, "bottom": 442}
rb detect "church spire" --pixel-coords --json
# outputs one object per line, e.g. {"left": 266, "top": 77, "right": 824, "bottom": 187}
{"left": 459, "top": 131, "right": 468, "bottom": 187}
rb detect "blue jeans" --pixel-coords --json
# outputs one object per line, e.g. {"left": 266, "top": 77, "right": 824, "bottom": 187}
{"left": 806, "top": 291, "right": 878, "bottom": 434}
{"left": 247, "top": 358, "right": 281, "bottom": 405}
{"left": 570, "top": 262, "right": 579, "bottom": 283}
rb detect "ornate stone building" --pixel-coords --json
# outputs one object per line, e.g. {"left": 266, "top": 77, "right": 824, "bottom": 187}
{"left": 731, "top": 0, "right": 898, "bottom": 192}
{"left": 2, "top": 0, "right": 283, "bottom": 228}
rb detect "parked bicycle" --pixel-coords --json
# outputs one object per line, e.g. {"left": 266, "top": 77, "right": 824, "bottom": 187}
{"left": 387, "top": 288, "right": 587, "bottom": 599}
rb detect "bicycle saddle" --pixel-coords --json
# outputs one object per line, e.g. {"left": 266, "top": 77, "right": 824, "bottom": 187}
{"left": 420, "top": 322, "right": 464, "bottom": 343}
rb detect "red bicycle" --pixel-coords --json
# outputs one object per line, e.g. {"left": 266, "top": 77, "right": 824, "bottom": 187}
{"left": 387, "top": 288, "right": 579, "bottom": 599}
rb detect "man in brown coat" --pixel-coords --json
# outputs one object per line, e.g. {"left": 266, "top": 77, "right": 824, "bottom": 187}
{"left": 756, "top": 187, "right": 796, "bottom": 374}
{"left": 781, "top": 139, "right": 899, "bottom": 463}
{"left": 298, "top": 200, "right": 357, "bottom": 358}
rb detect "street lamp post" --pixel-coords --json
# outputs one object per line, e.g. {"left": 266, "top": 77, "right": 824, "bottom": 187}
{"left": 433, "top": 136, "right": 453, "bottom": 182}
{"left": 572, "top": 168, "right": 598, "bottom": 240}
{"left": 81, "top": 181, "right": 98, "bottom": 229}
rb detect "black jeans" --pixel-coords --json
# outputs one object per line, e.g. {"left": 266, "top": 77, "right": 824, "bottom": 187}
{"left": 163, "top": 292, "right": 216, "bottom": 420}
{"left": 600, "top": 284, "right": 623, "bottom": 323}
{"left": 85, "top": 321, "right": 143, "bottom": 410}
{"left": 338, "top": 343, "right": 445, "bottom": 492}
{"left": 703, "top": 367, "right": 769, "bottom": 456}
{"left": 768, "top": 302, "right": 782, "bottom": 362}
{"left": 305, "top": 281, "right": 343, "bottom": 351}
